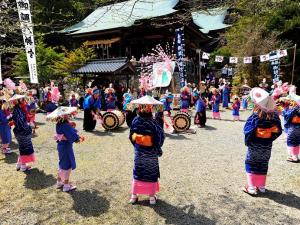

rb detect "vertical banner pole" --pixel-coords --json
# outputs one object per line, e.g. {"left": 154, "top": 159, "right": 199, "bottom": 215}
{"left": 16, "top": 0, "right": 38, "bottom": 84}
{"left": 291, "top": 44, "right": 297, "bottom": 85}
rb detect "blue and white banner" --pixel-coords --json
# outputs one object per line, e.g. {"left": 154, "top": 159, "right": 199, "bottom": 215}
{"left": 16, "top": 0, "right": 38, "bottom": 83}
{"left": 269, "top": 51, "right": 280, "bottom": 82}
{"left": 175, "top": 27, "right": 186, "bottom": 88}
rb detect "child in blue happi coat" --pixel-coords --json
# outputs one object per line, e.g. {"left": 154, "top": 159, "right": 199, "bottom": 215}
{"left": 243, "top": 88, "right": 282, "bottom": 195}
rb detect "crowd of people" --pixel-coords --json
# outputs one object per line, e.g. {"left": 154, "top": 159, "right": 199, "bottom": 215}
{"left": 0, "top": 76, "right": 299, "bottom": 205}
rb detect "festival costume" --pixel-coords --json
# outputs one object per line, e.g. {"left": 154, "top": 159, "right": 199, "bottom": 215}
{"left": 180, "top": 90, "right": 190, "bottom": 113}
{"left": 47, "top": 107, "right": 83, "bottom": 192}
{"left": 83, "top": 93, "right": 101, "bottom": 131}
{"left": 212, "top": 93, "right": 221, "bottom": 119}
{"left": 45, "top": 101, "right": 57, "bottom": 114}
{"left": 13, "top": 105, "right": 35, "bottom": 171}
{"left": 129, "top": 96, "right": 164, "bottom": 205}
{"left": 105, "top": 92, "right": 116, "bottom": 111}
{"left": 69, "top": 98, "right": 79, "bottom": 107}
{"left": 242, "top": 96, "right": 248, "bottom": 110}
{"left": 0, "top": 109, "right": 12, "bottom": 154}
{"left": 232, "top": 100, "right": 241, "bottom": 121}
{"left": 243, "top": 88, "right": 282, "bottom": 195}
{"left": 194, "top": 95, "right": 206, "bottom": 127}
{"left": 222, "top": 86, "right": 230, "bottom": 108}
{"left": 283, "top": 99, "right": 300, "bottom": 162}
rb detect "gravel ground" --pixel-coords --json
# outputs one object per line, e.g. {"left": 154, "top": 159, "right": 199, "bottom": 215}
{"left": 0, "top": 109, "right": 300, "bottom": 225}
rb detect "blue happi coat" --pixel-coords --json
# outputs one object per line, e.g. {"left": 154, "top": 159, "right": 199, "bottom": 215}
{"left": 105, "top": 93, "right": 116, "bottom": 110}
{"left": 222, "top": 87, "right": 229, "bottom": 108}
{"left": 123, "top": 93, "right": 132, "bottom": 111}
{"left": 242, "top": 97, "right": 248, "bottom": 109}
{"left": 212, "top": 94, "right": 221, "bottom": 112}
{"left": 283, "top": 106, "right": 300, "bottom": 147}
{"left": 130, "top": 116, "right": 165, "bottom": 182}
{"left": 181, "top": 91, "right": 190, "bottom": 109}
{"left": 56, "top": 122, "right": 80, "bottom": 170}
{"left": 69, "top": 99, "right": 79, "bottom": 107}
{"left": 0, "top": 109, "right": 11, "bottom": 144}
{"left": 195, "top": 97, "right": 206, "bottom": 113}
{"left": 12, "top": 106, "right": 34, "bottom": 156}
{"left": 244, "top": 112, "right": 282, "bottom": 174}
{"left": 45, "top": 101, "right": 57, "bottom": 113}
{"left": 232, "top": 101, "right": 240, "bottom": 116}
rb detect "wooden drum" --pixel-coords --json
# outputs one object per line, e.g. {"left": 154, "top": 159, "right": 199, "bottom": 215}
{"left": 102, "top": 110, "right": 125, "bottom": 130}
{"left": 173, "top": 112, "right": 191, "bottom": 132}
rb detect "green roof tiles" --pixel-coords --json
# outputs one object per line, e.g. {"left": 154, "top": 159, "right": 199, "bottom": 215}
{"left": 63, "top": 0, "right": 179, "bottom": 34}
{"left": 192, "top": 8, "right": 231, "bottom": 34}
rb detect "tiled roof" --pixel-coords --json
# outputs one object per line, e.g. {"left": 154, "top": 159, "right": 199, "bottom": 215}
{"left": 62, "top": 0, "right": 179, "bottom": 34}
{"left": 73, "top": 58, "right": 131, "bottom": 74}
{"left": 192, "top": 8, "right": 231, "bottom": 34}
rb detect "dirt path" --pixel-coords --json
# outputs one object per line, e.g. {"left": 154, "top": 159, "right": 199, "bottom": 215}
{"left": 0, "top": 110, "right": 299, "bottom": 225}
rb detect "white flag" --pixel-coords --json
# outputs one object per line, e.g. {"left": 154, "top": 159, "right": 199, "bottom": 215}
{"left": 202, "top": 52, "right": 210, "bottom": 60}
{"left": 260, "top": 54, "right": 270, "bottom": 62}
{"left": 277, "top": 49, "right": 287, "bottom": 58}
{"left": 229, "top": 57, "right": 238, "bottom": 64}
{"left": 16, "top": 0, "right": 38, "bottom": 84}
{"left": 0, "top": 54, "right": 2, "bottom": 84}
{"left": 244, "top": 57, "right": 252, "bottom": 64}
{"left": 215, "top": 56, "right": 224, "bottom": 62}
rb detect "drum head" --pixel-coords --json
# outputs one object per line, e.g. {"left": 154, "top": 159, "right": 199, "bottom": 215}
{"left": 173, "top": 112, "right": 191, "bottom": 132}
{"left": 102, "top": 112, "right": 119, "bottom": 130}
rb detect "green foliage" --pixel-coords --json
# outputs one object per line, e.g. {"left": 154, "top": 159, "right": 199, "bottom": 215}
{"left": 13, "top": 38, "right": 64, "bottom": 83}
{"left": 216, "top": 0, "right": 299, "bottom": 87}
{"left": 53, "top": 43, "right": 96, "bottom": 77}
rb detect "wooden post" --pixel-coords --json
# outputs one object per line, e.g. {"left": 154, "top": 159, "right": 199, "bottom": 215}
{"left": 291, "top": 44, "right": 297, "bottom": 85}
{"left": 171, "top": 76, "right": 176, "bottom": 93}
{"left": 196, "top": 49, "right": 202, "bottom": 87}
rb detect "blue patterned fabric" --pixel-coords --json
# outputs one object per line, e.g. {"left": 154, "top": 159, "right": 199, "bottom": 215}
{"left": 195, "top": 97, "right": 206, "bottom": 112}
{"left": 83, "top": 95, "right": 101, "bottom": 110}
{"left": 180, "top": 91, "right": 190, "bottom": 109}
{"left": 160, "top": 95, "right": 173, "bottom": 112}
{"left": 123, "top": 93, "right": 132, "bottom": 110}
{"left": 242, "top": 97, "right": 248, "bottom": 109}
{"left": 69, "top": 99, "right": 79, "bottom": 107}
{"left": 105, "top": 93, "right": 116, "bottom": 110}
{"left": 222, "top": 87, "right": 229, "bottom": 108}
{"left": 212, "top": 94, "right": 221, "bottom": 112}
{"left": 129, "top": 116, "right": 165, "bottom": 182}
{"left": 12, "top": 106, "right": 34, "bottom": 156}
{"left": 232, "top": 102, "right": 240, "bottom": 116}
{"left": 244, "top": 112, "right": 282, "bottom": 174}
{"left": 0, "top": 110, "right": 11, "bottom": 144}
{"left": 283, "top": 106, "right": 300, "bottom": 146}
{"left": 45, "top": 101, "right": 57, "bottom": 113}
{"left": 56, "top": 122, "right": 80, "bottom": 170}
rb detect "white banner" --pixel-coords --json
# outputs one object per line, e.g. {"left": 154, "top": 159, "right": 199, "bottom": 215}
{"left": 260, "top": 54, "right": 270, "bottom": 62}
{"left": 229, "top": 57, "right": 238, "bottom": 64}
{"left": 244, "top": 57, "right": 252, "bottom": 64}
{"left": 277, "top": 49, "right": 287, "bottom": 58}
{"left": 16, "top": 0, "right": 38, "bottom": 84}
{"left": 0, "top": 54, "right": 2, "bottom": 84}
{"left": 215, "top": 56, "right": 224, "bottom": 62}
{"left": 152, "top": 61, "right": 175, "bottom": 88}
{"left": 202, "top": 52, "right": 210, "bottom": 60}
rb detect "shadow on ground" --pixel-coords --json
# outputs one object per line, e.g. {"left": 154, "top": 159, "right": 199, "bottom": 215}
{"left": 70, "top": 190, "right": 110, "bottom": 217}
{"left": 24, "top": 168, "right": 56, "bottom": 190}
{"left": 1, "top": 152, "right": 18, "bottom": 164}
{"left": 261, "top": 190, "right": 300, "bottom": 210}
{"left": 137, "top": 200, "right": 215, "bottom": 225}
{"left": 203, "top": 125, "right": 217, "bottom": 131}
{"left": 87, "top": 130, "right": 114, "bottom": 137}
{"left": 165, "top": 133, "right": 190, "bottom": 140}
